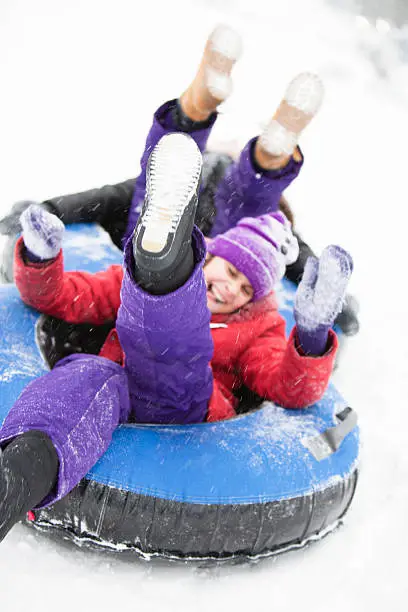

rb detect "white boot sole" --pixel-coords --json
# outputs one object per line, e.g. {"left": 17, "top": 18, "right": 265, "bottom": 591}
{"left": 141, "top": 134, "right": 202, "bottom": 253}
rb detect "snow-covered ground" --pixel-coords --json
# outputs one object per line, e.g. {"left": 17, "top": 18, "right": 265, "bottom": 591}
{"left": 1, "top": 0, "right": 407, "bottom": 609}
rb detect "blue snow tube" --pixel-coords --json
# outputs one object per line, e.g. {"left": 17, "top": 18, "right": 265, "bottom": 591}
{"left": 0, "top": 224, "right": 360, "bottom": 560}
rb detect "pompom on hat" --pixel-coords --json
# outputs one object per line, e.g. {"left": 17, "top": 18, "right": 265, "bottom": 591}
{"left": 207, "top": 212, "right": 299, "bottom": 301}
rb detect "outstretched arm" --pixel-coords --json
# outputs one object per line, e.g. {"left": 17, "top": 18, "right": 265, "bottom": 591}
{"left": 44, "top": 179, "right": 135, "bottom": 249}
{"left": 0, "top": 179, "right": 135, "bottom": 248}
{"left": 294, "top": 245, "right": 353, "bottom": 355}
{"left": 237, "top": 245, "right": 352, "bottom": 408}
{"left": 236, "top": 315, "right": 338, "bottom": 409}
{"left": 14, "top": 205, "right": 123, "bottom": 324}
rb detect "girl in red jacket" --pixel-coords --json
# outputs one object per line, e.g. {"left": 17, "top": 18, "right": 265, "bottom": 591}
{"left": 0, "top": 133, "right": 352, "bottom": 543}
{"left": 12, "top": 135, "right": 352, "bottom": 422}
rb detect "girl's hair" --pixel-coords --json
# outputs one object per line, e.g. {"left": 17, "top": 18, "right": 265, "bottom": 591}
{"left": 204, "top": 252, "right": 214, "bottom": 267}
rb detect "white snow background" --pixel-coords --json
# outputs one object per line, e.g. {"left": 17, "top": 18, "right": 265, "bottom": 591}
{"left": 0, "top": 0, "right": 407, "bottom": 609}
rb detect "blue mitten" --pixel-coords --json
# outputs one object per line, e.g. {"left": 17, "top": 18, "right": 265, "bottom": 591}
{"left": 20, "top": 204, "right": 65, "bottom": 262}
{"left": 294, "top": 245, "right": 353, "bottom": 355}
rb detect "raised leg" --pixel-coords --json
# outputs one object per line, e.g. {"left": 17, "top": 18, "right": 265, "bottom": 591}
{"left": 210, "top": 138, "right": 303, "bottom": 236}
{"left": 125, "top": 25, "right": 242, "bottom": 243}
{"left": 210, "top": 73, "right": 324, "bottom": 236}
{"left": 118, "top": 135, "right": 214, "bottom": 425}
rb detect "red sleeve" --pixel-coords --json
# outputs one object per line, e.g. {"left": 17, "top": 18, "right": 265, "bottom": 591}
{"left": 237, "top": 318, "right": 338, "bottom": 409}
{"left": 206, "top": 378, "right": 237, "bottom": 422}
{"left": 13, "top": 236, "right": 123, "bottom": 325}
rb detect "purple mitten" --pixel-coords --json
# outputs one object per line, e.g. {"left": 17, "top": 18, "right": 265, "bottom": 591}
{"left": 294, "top": 245, "right": 353, "bottom": 355}
{"left": 20, "top": 204, "right": 65, "bottom": 262}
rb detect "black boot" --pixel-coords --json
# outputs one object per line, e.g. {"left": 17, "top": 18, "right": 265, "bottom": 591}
{"left": 0, "top": 430, "right": 59, "bottom": 542}
{"left": 334, "top": 293, "right": 360, "bottom": 336}
{"left": 196, "top": 151, "right": 234, "bottom": 236}
{"left": 132, "top": 133, "right": 203, "bottom": 295}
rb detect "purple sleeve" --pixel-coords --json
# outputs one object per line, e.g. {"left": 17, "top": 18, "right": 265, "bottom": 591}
{"left": 24, "top": 247, "right": 50, "bottom": 263}
{"left": 295, "top": 323, "right": 331, "bottom": 356}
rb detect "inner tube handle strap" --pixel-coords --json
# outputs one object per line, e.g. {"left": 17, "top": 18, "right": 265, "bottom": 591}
{"left": 302, "top": 407, "right": 358, "bottom": 461}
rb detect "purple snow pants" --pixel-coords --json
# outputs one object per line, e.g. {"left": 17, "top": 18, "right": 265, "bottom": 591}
{"left": 124, "top": 99, "right": 303, "bottom": 243}
{"left": 0, "top": 229, "right": 213, "bottom": 507}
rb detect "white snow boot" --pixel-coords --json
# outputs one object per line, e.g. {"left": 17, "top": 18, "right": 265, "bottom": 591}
{"left": 258, "top": 72, "right": 324, "bottom": 160}
{"left": 180, "top": 24, "right": 243, "bottom": 121}
{"left": 132, "top": 133, "right": 203, "bottom": 294}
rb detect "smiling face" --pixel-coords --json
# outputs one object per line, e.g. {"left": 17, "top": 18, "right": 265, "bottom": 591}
{"left": 204, "top": 256, "right": 254, "bottom": 314}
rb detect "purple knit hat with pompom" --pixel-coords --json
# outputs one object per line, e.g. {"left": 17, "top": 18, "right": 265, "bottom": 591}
{"left": 207, "top": 212, "right": 299, "bottom": 301}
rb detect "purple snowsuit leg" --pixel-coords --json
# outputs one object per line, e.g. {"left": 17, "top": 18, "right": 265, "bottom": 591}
{"left": 0, "top": 355, "right": 130, "bottom": 507}
{"left": 124, "top": 99, "right": 217, "bottom": 243}
{"left": 117, "top": 227, "right": 214, "bottom": 425}
{"left": 209, "top": 138, "right": 303, "bottom": 237}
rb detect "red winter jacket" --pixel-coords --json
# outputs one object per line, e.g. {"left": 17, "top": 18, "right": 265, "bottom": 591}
{"left": 14, "top": 238, "right": 338, "bottom": 422}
